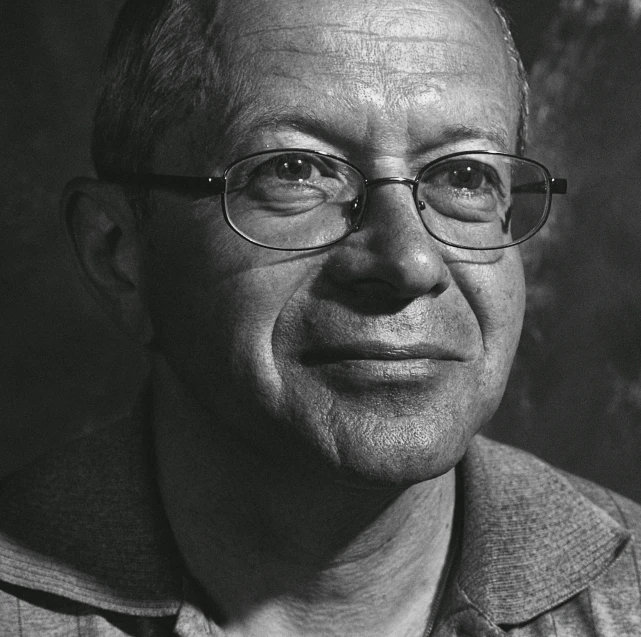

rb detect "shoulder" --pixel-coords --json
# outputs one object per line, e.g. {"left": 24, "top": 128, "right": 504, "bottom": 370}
{"left": 475, "top": 434, "right": 641, "bottom": 535}
{"left": 545, "top": 472, "right": 641, "bottom": 635}
{"left": 472, "top": 434, "right": 641, "bottom": 557}
{"left": 0, "top": 582, "right": 176, "bottom": 637}
{"left": 562, "top": 469, "right": 641, "bottom": 537}
{"left": 470, "top": 436, "right": 641, "bottom": 635}
{"left": 562, "top": 469, "right": 641, "bottom": 633}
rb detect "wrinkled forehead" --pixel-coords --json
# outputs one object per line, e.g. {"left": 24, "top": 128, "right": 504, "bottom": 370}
{"left": 225, "top": 0, "right": 503, "bottom": 59}
{"left": 161, "top": 0, "right": 520, "bottom": 169}
{"left": 215, "top": 0, "right": 514, "bottom": 96}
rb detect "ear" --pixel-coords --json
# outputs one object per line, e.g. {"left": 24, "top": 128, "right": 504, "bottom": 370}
{"left": 60, "top": 177, "right": 154, "bottom": 344}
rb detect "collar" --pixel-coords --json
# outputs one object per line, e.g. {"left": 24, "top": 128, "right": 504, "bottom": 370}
{"left": 456, "top": 436, "right": 629, "bottom": 627}
{"left": 0, "top": 398, "right": 183, "bottom": 617}
{"left": 0, "top": 406, "right": 629, "bottom": 627}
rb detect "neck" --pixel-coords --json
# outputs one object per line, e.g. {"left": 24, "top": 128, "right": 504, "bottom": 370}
{"left": 153, "top": 357, "right": 457, "bottom": 637}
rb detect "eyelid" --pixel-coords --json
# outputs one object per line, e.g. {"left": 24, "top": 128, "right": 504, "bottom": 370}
{"left": 252, "top": 153, "right": 353, "bottom": 186}
{"left": 257, "top": 153, "right": 316, "bottom": 172}
{"left": 436, "top": 155, "right": 504, "bottom": 181}
{"left": 426, "top": 157, "right": 508, "bottom": 195}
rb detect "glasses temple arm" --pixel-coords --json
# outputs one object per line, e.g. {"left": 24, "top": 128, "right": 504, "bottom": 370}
{"left": 101, "top": 172, "right": 226, "bottom": 196}
{"left": 511, "top": 178, "right": 568, "bottom": 195}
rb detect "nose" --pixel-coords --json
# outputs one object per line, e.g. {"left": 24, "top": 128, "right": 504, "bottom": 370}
{"left": 325, "top": 178, "right": 452, "bottom": 300}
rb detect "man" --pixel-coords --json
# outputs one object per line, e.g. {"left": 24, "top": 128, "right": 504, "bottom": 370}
{"left": 0, "top": 0, "right": 639, "bottom": 635}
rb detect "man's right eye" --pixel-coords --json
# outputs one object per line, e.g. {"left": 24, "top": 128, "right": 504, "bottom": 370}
{"left": 253, "top": 154, "right": 323, "bottom": 184}
{"left": 234, "top": 153, "right": 353, "bottom": 205}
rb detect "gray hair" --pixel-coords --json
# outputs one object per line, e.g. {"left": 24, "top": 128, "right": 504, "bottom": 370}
{"left": 92, "top": 0, "right": 529, "bottom": 181}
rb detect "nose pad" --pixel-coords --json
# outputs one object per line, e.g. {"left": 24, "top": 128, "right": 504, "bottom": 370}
{"left": 344, "top": 179, "right": 431, "bottom": 244}
{"left": 349, "top": 195, "right": 366, "bottom": 230}
{"left": 353, "top": 177, "right": 423, "bottom": 231}
{"left": 329, "top": 183, "right": 451, "bottom": 299}
{"left": 502, "top": 207, "right": 512, "bottom": 233}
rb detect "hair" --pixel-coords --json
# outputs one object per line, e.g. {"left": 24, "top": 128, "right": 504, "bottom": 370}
{"left": 92, "top": 0, "right": 223, "bottom": 179}
{"left": 92, "top": 0, "right": 529, "bottom": 181}
{"left": 492, "top": 3, "right": 530, "bottom": 155}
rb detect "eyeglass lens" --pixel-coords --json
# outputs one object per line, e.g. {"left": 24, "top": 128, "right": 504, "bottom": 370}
{"left": 417, "top": 154, "right": 549, "bottom": 249}
{"left": 223, "top": 150, "right": 550, "bottom": 250}
{"left": 224, "top": 151, "right": 363, "bottom": 250}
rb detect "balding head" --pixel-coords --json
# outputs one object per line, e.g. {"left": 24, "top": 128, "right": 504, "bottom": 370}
{"left": 69, "top": 0, "right": 529, "bottom": 488}
{"left": 92, "top": 0, "right": 527, "bottom": 184}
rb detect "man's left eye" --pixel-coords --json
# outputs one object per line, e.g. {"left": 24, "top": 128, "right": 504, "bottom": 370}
{"left": 448, "top": 164, "right": 484, "bottom": 189}
{"left": 440, "top": 161, "right": 500, "bottom": 193}
{"left": 274, "top": 156, "right": 315, "bottom": 181}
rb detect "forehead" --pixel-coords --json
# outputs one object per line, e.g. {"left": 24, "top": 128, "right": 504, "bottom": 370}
{"left": 203, "top": 0, "right": 518, "bottom": 162}
{"left": 221, "top": 0, "right": 507, "bottom": 74}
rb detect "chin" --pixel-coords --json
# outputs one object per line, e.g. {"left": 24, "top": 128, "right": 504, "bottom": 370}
{"left": 267, "top": 352, "right": 506, "bottom": 487}
{"left": 338, "top": 419, "right": 473, "bottom": 488}
{"left": 273, "top": 405, "right": 480, "bottom": 490}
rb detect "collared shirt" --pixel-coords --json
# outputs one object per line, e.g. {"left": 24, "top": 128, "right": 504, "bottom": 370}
{"left": 0, "top": 412, "right": 639, "bottom": 636}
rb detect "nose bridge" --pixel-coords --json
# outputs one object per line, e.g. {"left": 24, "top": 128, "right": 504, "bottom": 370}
{"left": 362, "top": 172, "right": 450, "bottom": 279}
{"left": 328, "top": 169, "right": 450, "bottom": 298}
{"left": 365, "top": 176, "right": 419, "bottom": 190}
{"left": 358, "top": 175, "right": 424, "bottom": 233}
{"left": 329, "top": 169, "right": 451, "bottom": 298}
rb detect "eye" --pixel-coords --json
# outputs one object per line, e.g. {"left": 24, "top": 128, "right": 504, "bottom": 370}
{"left": 274, "top": 155, "right": 314, "bottom": 181}
{"left": 447, "top": 163, "right": 485, "bottom": 190}
{"left": 225, "top": 150, "right": 363, "bottom": 214}
{"left": 436, "top": 160, "right": 503, "bottom": 195}
{"left": 417, "top": 156, "right": 511, "bottom": 224}
{"left": 254, "top": 153, "right": 323, "bottom": 183}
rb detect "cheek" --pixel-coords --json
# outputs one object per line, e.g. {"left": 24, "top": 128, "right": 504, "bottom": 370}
{"left": 450, "top": 249, "right": 525, "bottom": 361}
{"left": 143, "top": 202, "right": 320, "bottom": 405}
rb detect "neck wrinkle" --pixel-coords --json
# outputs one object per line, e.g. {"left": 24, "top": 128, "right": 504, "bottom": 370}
{"left": 152, "top": 351, "right": 456, "bottom": 637}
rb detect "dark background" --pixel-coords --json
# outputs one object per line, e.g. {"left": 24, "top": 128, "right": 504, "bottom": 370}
{"left": 1, "top": 0, "right": 640, "bottom": 501}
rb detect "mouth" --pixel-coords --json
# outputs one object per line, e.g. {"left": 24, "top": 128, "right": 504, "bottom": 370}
{"left": 303, "top": 341, "right": 467, "bottom": 364}
{"left": 301, "top": 342, "right": 467, "bottom": 385}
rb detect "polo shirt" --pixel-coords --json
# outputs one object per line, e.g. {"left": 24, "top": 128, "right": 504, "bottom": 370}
{"left": 0, "top": 411, "right": 639, "bottom": 636}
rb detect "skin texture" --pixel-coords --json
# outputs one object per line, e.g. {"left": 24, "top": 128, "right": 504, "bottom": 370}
{"left": 66, "top": 0, "right": 525, "bottom": 634}
{"left": 146, "top": 0, "right": 524, "bottom": 484}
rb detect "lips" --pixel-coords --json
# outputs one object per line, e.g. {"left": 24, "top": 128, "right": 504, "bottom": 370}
{"left": 298, "top": 343, "right": 465, "bottom": 388}
{"left": 301, "top": 341, "right": 469, "bottom": 366}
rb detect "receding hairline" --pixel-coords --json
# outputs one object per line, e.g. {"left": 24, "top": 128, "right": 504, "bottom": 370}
{"left": 92, "top": 0, "right": 528, "bottom": 180}
{"left": 192, "top": 0, "right": 527, "bottom": 162}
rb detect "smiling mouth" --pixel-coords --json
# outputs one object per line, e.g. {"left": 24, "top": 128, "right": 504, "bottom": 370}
{"left": 302, "top": 343, "right": 467, "bottom": 366}
{"left": 300, "top": 343, "right": 467, "bottom": 385}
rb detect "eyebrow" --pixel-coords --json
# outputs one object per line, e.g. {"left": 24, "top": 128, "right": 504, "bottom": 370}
{"left": 220, "top": 107, "right": 513, "bottom": 161}
{"left": 221, "top": 108, "right": 353, "bottom": 159}
{"left": 413, "top": 125, "right": 512, "bottom": 154}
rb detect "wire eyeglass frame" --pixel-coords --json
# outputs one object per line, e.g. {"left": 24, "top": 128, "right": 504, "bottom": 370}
{"left": 104, "top": 148, "right": 567, "bottom": 251}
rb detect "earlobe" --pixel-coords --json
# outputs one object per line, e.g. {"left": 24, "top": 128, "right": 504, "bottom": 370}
{"left": 60, "top": 177, "right": 154, "bottom": 344}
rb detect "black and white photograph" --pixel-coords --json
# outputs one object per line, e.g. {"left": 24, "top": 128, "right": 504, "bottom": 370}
{"left": 1, "top": 1, "right": 640, "bottom": 634}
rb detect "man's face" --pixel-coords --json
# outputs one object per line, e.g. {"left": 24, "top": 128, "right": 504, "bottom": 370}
{"left": 144, "top": 0, "right": 525, "bottom": 484}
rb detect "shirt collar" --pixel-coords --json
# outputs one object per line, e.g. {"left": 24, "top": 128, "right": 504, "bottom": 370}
{"left": 0, "top": 396, "right": 183, "bottom": 617}
{"left": 0, "top": 402, "right": 629, "bottom": 628}
{"left": 456, "top": 435, "right": 630, "bottom": 627}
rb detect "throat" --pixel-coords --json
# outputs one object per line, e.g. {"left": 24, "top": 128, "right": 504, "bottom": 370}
{"left": 152, "top": 354, "right": 458, "bottom": 637}
{"left": 160, "top": 454, "right": 457, "bottom": 637}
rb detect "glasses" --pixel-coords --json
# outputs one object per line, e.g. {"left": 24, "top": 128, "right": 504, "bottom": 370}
{"left": 107, "top": 149, "right": 567, "bottom": 251}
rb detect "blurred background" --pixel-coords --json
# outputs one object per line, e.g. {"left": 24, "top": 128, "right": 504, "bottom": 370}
{"left": 1, "top": 0, "right": 640, "bottom": 501}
